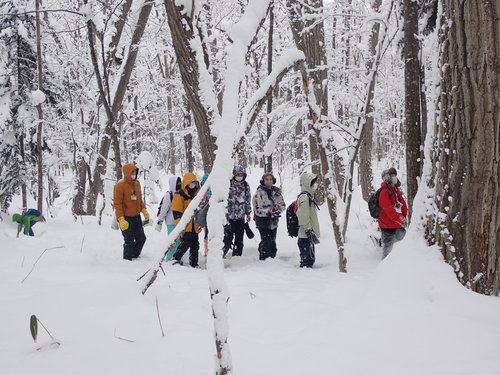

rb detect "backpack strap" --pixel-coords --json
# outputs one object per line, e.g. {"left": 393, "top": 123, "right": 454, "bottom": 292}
{"left": 297, "top": 191, "right": 320, "bottom": 210}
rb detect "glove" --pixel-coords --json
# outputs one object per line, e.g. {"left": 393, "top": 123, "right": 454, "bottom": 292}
{"left": 142, "top": 208, "right": 150, "bottom": 223}
{"left": 118, "top": 216, "right": 129, "bottom": 231}
{"left": 306, "top": 229, "right": 320, "bottom": 245}
{"left": 155, "top": 221, "right": 163, "bottom": 232}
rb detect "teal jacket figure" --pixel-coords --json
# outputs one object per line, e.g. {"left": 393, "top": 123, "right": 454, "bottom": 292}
{"left": 12, "top": 209, "right": 42, "bottom": 237}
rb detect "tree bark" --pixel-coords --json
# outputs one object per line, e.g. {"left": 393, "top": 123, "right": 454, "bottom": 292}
{"left": 404, "top": 0, "right": 423, "bottom": 214}
{"left": 359, "top": 0, "right": 382, "bottom": 201}
{"left": 35, "top": 0, "right": 44, "bottom": 214}
{"left": 265, "top": 0, "right": 274, "bottom": 173}
{"left": 430, "top": 0, "right": 499, "bottom": 295}
{"left": 286, "top": 0, "right": 330, "bottom": 204}
{"left": 164, "top": 0, "right": 216, "bottom": 172}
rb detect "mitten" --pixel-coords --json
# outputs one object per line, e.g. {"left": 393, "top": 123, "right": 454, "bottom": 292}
{"left": 118, "top": 216, "right": 129, "bottom": 231}
{"left": 142, "top": 208, "right": 150, "bottom": 223}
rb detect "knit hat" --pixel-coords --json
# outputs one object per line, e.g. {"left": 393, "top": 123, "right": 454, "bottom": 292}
{"left": 381, "top": 168, "right": 397, "bottom": 184}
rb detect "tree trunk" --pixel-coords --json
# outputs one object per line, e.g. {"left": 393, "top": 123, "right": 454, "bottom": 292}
{"left": 286, "top": 0, "right": 330, "bottom": 203}
{"left": 404, "top": 0, "right": 423, "bottom": 214}
{"left": 164, "top": 0, "right": 216, "bottom": 172}
{"left": 35, "top": 0, "right": 44, "bottom": 214}
{"left": 359, "top": 0, "right": 382, "bottom": 201}
{"left": 430, "top": 0, "right": 499, "bottom": 295}
{"left": 184, "top": 99, "right": 194, "bottom": 171}
{"left": 287, "top": 0, "right": 347, "bottom": 271}
{"left": 86, "top": 0, "right": 153, "bottom": 215}
{"left": 265, "top": 0, "right": 274, "bottom": 173}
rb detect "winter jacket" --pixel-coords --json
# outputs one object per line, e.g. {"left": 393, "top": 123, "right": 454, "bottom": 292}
{"left": 227, "top": 166, "right": 252, "bottom": 221}
{"left": 378, "top": 182, "right": 408, "bottom": 229}
{"left": 172, "top": 172, "right": 200, "bottom": 233}
{"left": 113, "top": 163, "right": 145, "bottom": 218}
{"left": 157, "top": 176, "right": 181, "bottom": 225}
{"left": 12, "top": 211, "right": 41, "bottom": 236}
{"left": 253, "top": 184, "right": 286, "bottom": 230}
{"left": 297, "top": 173, "right": 320, "bottom": 239}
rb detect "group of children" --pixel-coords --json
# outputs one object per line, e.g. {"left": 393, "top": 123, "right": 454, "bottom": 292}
{"left": 153, "top": 166, "right": 320, "bottom": 268}
{"left": 112, "top": 163, "right": 324, "bottom": 268}
{"left": 112, "top": 164, "right": 407, "bottom": 267}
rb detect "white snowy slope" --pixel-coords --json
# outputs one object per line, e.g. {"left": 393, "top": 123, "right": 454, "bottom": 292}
{"left": 1, "top": 172, "right": 499, "bottom": 375}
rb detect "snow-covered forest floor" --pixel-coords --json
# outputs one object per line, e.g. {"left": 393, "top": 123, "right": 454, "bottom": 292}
{"left": 1, "top": 172, "right": 500, "bottom": 375}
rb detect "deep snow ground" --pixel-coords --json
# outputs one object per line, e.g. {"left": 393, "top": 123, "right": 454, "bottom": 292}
{"left": 1, "top": 178, "right": 500, "bottom": 375}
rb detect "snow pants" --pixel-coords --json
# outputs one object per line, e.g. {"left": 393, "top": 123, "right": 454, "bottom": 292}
{"left": 298, "top": 237, "right": 315, "bottom": 268}
{"left": 173, "top": 231, "right": 199, "bottom": 267}
{"left": 223, "top": 219, "right": 245, "bottom": 256}
{"left": 381, "top": 227, "right": 406, "bottom": 258}
{"left": 257, "top": 227, "right": 277, "bottom": 260}
{"left": 122, "top": 215, "right": 146, "bottom": 260}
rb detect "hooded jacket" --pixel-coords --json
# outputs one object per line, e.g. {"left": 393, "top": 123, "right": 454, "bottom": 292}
{"left": 113, "top": 163, "right": 145, "bottom": 218}
{"left": 296, "top": 173, "right": 320, "bottom": 239}
{"left": 253, "top": 184, "right": 286, "bottom": 229}
{"left": 227, "top": 165, "right": 252, "bottom": 221}
{"left": 378, "top": 182, "right": 408, "bottom": 229}
{"left": 157, "top": 176, "right": 181, "bottom": 225}
{"left": 172, "top": 172, "right": 200, "bottom": 233}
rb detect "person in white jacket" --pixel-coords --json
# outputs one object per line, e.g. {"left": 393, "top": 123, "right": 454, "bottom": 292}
{"left": 156, "top": 176, "right": 182, "bottom": 260}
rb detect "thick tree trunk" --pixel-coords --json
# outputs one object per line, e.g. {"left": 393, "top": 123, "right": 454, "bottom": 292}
{"left": 359, "top": 0, "right": 382, "bottom": 201}
{"left": 404, "top": 0, "right": 423, "bottom": 214}
{"left": 164, "top": 0, "right": 216, "bottom": 172}
{"left": 430, "top": 0, "right": 499, "bottom": 295}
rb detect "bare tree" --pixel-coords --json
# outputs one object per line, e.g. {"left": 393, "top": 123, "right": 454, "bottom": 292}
{"left": 265, "top": 0, "right": 275, "bottom": 173}
{"left": 35, "top": 0, "right": 44, "bottom": 214}
{"left": 164, "top": 0, "right": 217, "bottom": 172}
{"left": 85, "top": 0, "right": 153, "bottom": 215}
{"left": 404, "top": 0, "right": 423, "bottom": 213}
{"left": 359, "top": 0, "right": 382, "bottom": 201}
{"left": 428, "top": 0, "right": 499, "bottom": 295}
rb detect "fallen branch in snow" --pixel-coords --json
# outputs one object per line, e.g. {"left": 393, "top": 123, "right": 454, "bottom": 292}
{"left": 155, "top": 296, "right": 165, "bottom": 337}
{"left": 80, "top": 234, "right": 85, "bottom": 253}
{"left": 21, "top": 246, "right": 64, "bottom": 283}
{"left": 113, "top": 328, "right": 134, "bottom": 343}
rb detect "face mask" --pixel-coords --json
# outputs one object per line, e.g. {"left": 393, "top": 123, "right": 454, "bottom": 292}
{"left": 392, "top": 176, "right": 398, "bottom": 184}
{"left": 131, "top": 173, "right": 137, "bottom": 180}
{"left": 264, "top": 180, "right": 273, "bottom": 187}
{"left": 188, "top": 182, "right": 196, "bottom": 189}
{"left": 311, "top": 182, "right": 318, "bottom": 190}
{"left": 235, "top": 176, "right": 243, "bottom": 182}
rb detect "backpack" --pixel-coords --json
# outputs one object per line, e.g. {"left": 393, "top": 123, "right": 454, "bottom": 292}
{"left": 286, "top": 192, "right": 312, "bottom": 237}
{"left": 157, "top": 192, "right": 173, "bottom": 217}
{"left": 368, "top": 187, "right": 391, "bottom": 219}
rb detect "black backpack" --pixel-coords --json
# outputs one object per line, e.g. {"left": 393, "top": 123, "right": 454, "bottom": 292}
{"left": 368, "top": 187, "right": 391, "bottom": 218}
{"left": 286, "top": 192, "right": 312, "bottom": 237}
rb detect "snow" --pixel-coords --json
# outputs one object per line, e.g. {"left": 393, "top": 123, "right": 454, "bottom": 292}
{"left": 30, "top": 90, "right": 46, "bottom": 106}
{"left": 1, "top": 172, "right": 500, "bottom": 375}
{"left": 237, "top": 49, "right": 305, "bottom": 140}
